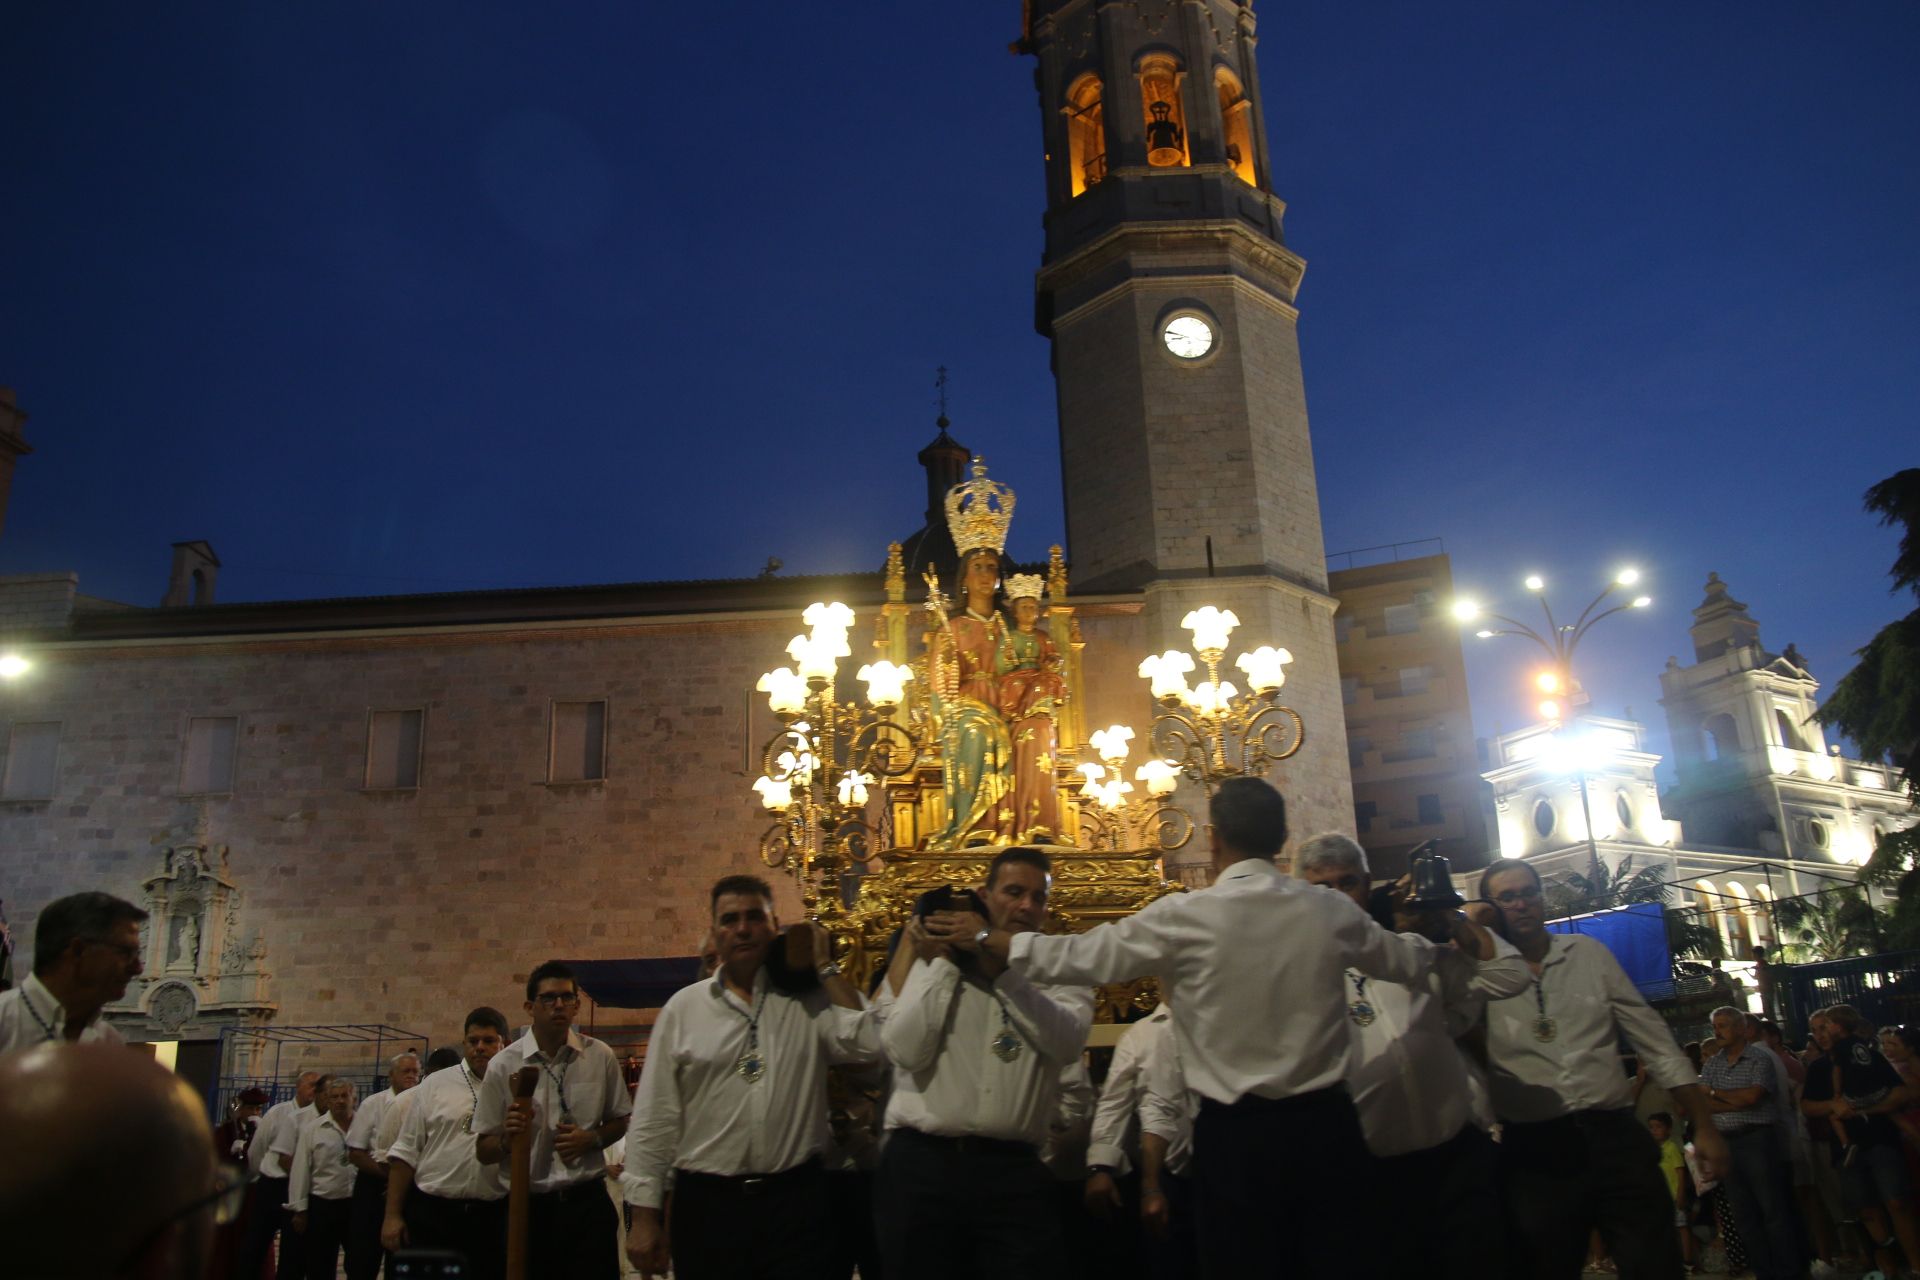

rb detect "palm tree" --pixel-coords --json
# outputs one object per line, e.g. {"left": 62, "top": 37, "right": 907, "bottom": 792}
{"left": 1542, "top": 852, "right": 1669, "bottom": 918}
{"left": 1773, "top": 885, "right": 1884, "bottom": 962}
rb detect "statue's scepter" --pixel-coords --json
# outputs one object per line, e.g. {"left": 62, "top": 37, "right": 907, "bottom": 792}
{"left": 923, "top": 567, "right": 961, "bottom": 701}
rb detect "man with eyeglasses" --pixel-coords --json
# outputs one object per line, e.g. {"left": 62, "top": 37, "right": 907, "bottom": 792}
{"left": 383, "top": 1007, "right": 511, "bottom": 1280}
{"left": 0, "top": 890, "right": 146, "bottom": 1054}
{"left": 1477, "top": 857, "right": 1729, "bottom": 1279}
{"left": 0, "top": 1042, "right": 235, "bottom": 1280}
{"left": 474, "top": 960, "right": 631, "bottom": 1280}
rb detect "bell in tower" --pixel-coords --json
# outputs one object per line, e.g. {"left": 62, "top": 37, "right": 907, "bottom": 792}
{"left": 1146, "top": 101, "right": 1185, "bottom": 167}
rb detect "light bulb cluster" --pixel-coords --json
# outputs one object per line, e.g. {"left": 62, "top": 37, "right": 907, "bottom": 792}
{"left": 1076, "top": 723, "right": 1181, "bottom": 812}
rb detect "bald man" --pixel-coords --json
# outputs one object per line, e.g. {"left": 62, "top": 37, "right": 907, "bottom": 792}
{"left": 0, "top": 1042, "right": 224, "bottom": 1279}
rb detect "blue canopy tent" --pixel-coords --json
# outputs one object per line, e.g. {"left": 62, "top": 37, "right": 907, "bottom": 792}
{"left": 1546, "top": 901, "right": 1675, "bottom": 999}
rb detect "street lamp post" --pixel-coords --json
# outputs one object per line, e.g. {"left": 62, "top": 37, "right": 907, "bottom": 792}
{"left": 1453, "top": 568, "right": 1653, "bottom": 881}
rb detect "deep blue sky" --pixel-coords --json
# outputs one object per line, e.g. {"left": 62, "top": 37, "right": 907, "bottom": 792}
{"left": 4, "top": 3, "right": 1916, "bottom": 757}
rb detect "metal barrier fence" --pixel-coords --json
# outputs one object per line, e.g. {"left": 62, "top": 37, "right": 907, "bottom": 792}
{"left": 1775, "top": 950, "right": 1920, "bottom": 1042}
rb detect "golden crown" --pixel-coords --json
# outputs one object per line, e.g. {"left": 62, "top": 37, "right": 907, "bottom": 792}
{"left": 945, "top": 456, "right": 1016, "bottom": 559}
{"left": 1005, "top": 573, "right": 1044, "bottom": 601}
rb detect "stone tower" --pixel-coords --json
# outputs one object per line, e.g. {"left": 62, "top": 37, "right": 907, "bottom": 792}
{"left": 1019, "top": 0, "right": 1353, "bottom": 847}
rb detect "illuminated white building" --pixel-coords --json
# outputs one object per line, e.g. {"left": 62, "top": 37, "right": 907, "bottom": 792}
{"left": 1477, "top": 573, "right": 1914, "bottom": 961}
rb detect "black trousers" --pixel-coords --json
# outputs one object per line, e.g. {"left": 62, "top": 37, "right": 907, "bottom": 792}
{"left": 526, "top": 1180, "right": 618, "bottom": 1280}
{"left": 347, "top": 1170, "right": 387, "bottom": 1280}
{"left": 1499, "top": 1108, "right": 1683, "bottom": 1280}
{"left": 1193, "top": 1086, "right": 1380, "bottom": 1279}
{"left": 240, "top": 1174, "right": 297, "bottom": 1280}
{"left": 305, "top": 1195, "right": 354, "bottom": 1280}
{"left": 1146, "top": 1170, "right": 1200, "bottom": 1280}
{"left": 672, "top": 1161, "right": 831, "bottom": 1280}
{"left": 403, "top": 1189, "right": 506, "bottom": 1280}
{"left": 1373, "top": 1124, "right": 1505, "bottom": 1280}
{"left": 823, "top": 1170, "right": 881, "bottom": 1280}
{"left": 873, "top": 1128, "right": 1065, "bottom": 1280}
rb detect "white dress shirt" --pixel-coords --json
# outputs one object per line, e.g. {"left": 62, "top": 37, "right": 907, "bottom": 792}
{"left": 1009, "top": 858, "right": 1440, "bottom": 1105}
{"left": 250, "top": 1099, "right": 303, "bottom": 1178}
{"left": 621, "top": 967, "right": 882, "bottom": 1210}
{"left": 0, "top": 974, "right": 125, "bottom": 1054}
{"left": 878, "top": 953, "right": 1094, "bottom": 1147}
{"left": 473, "top": 1029, "right": 632, "bottom": 1193}
{"left": 346, "top": 1086, "right": 403, "bottom": 1160}
{"left": 290, "top": 1112, "right": 357, "bottom": 1209}
{"left": 1136, "top": 1014, "right": 1196, "bottom": 1177}
{"left": 1345, "top": 935, "right": 1531, "bottom": 1157}
{"left": 1087, "top": 1004, "right": 1172, "bottom": 1175}
{"left": 386, "top": 1061, "right": 505, "bottom": 1202}
{"left": 377, "top": 1081, "right": 424, "bottom": 1159}
{"left": 1479, "top": 934, "right": 1697, "bottom": 1123}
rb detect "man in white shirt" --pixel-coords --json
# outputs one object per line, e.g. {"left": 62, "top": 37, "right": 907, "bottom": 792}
{"left": 291, "top": 1078, "right": 359, "bottom": 1280}
{"left": 957, "top": 777, "right": 1472, "bottom": 1278}
{"left": 1084, "top": 1000, "right": 1171, "bottom": 1227}
{"left": 889, "top": 847, "right": 1095, "bottom": 1279}
{"left": 622, "top": 873, "right": 882, "bottom": 1279}
{"left": 0, "top": 891, "right": 145, "bottom": 1053}
{"left": 344, "top": 1050, "right": 420, "bottom": 1280}
{"left": 383, "top": 1009, "right": 510, "bottom": 1280}
{"left": 1479, "top": 857, "right": 1728, "bottom": 1280}
{"left": 1296, "top": 832, "right": 1529, "bottom": 1280}
{"left": 241, "top": 1069, "right": 323, "bottom": 1280}
{"left": 474, "top": 960, "right": 632, "bottom": 1280}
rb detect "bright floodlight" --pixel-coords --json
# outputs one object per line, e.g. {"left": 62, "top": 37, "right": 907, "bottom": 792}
{"left": 1523, "top": 574, "right": 1545, "bottom": 592}
{"left": 1631, "top": 595, "right": 1653, "bottom": 609}
{"left": 1534, "top": 671, "right": 1561, "bottom": 694}
{"left": 1615, "top": 568, "right": 1641, "bottom": 586}
{"left": 1450, "top": 599, "right": 1481, "bottom": 622}
{"left": 1537, "top": 699, "right": 1562, "bottom": 721}
{"left": 0, "top": 653, "right": 26, "bottom": 679}
{"left": 1474, "top": 629, "right": 1495, "bottom": 639}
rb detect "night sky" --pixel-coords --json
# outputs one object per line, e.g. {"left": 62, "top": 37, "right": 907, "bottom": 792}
{"left": 5, "top": 4, "right": 1917, "bottom": 764}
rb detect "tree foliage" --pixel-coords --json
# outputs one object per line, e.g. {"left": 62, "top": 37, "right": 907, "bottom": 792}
{"left": 1773, "top": 885, "right": 1885, "bottom": 962}
{"left": 1542, "top": 851, "right": 1669, "bottom": 918}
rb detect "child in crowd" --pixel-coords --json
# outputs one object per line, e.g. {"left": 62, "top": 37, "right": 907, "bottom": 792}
{"left": 1650, "top": 1112, "right": 1698, "bottom": 1273}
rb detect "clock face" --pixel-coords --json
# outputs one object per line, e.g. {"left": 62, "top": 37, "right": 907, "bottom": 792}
{"left": 1162, "top": 314, "right": 1214, "bottom": 360}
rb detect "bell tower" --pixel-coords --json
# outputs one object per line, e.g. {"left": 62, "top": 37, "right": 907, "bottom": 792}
{"left": 1019, "top": 0, "right": 1353, "bottom": 845}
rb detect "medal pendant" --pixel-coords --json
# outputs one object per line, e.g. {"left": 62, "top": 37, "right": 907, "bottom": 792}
{"left": 560, "top": 1111, "right": 575, "bottom": 1126}
{"left": 990, "top": 1030, "right": 1023, "bottom": 1062}
{"left": 735, "top": 1051, "right": 766, "bottom": 1083}
{"left": 1533, "top": 1016, "right": 1558, "bottom": 1043}
{"left": 1348, "top": 1000, "right": 1377, "bottom": 1027}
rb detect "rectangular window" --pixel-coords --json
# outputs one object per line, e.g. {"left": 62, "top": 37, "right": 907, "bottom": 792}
{"left": 1347, "top": 735, "right": 1372, "bottom": 768}
{"left": 550, "top": 700, "right": 607, "bottom": 783}
{"left": 1417, "top": 793, "right": 1444, "bottom": 825}
{"left": 1355, "top": 801, "right": 1378, "bottom": 834}
{"left": 1341, "top": 676, "right": 1360, "bottom": 706}
{"left": 1334, "top": 616, "right": 1353, "bottom": 644}
{"left": 365, "top": 709, "right": 425, "bottom": 790}
{"left": 1384, "top": 604, "right": 1419, "bottom": 635}
{"left": 181, "top": 716, "right": 238, "bottom": 794}
{"left": 1399, "top": 665, "right": 1433, "bottom": 697}
{"left": 1402, "top": 726, "right": 1438, "bottom": 757}
{"left": 2, "top": 722, "right": 60, "bottom": 800}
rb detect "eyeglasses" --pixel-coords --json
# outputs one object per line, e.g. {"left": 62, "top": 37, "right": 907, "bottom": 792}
{"left": 118, "top": 1162, "right": 246, "bottom": 1269}
{"left": 533, "top": 992, "right": 580, "bottom": 1008}
{"left": 1492, "top": 886, "right": 1543, "bottom": 906}
{"left": 85, "top": 938, "right": 142, "bottom": 960}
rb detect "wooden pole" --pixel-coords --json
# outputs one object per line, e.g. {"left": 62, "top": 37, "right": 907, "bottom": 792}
{"left": 504, "top": 1064, "right": 541, "bottom": 1280}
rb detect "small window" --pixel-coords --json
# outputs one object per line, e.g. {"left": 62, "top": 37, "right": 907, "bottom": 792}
{"left": 1615, "top": 791, "right": 1633, "bottom": 831}
{"left": 1334, "top": 616, "right": 1353, "bottom": 644}
{"left": 181, "top": 716, "right": 238, "bottom": 795}
{"left": 1347, "top": 735, "right": 1371, "bottom": 768}
{"left": 366, "top": 709, "right": 425, "bottom": 790}
{"left": 1399, "top": 666, "right": 1432, "bottom": 697}
{"left": 1775, "top": 709, "right": 1806, "bottom": 751}
{"left": 1064, "top": 74, "right": 1108, "bottom": 196}
{"left": 1412, "top": 590, "right": 1436, "bottom": 608}
{"left": 1341, "top": 676, "right": 1360, "bottom": 706}
{"left": 1214, "top": 67, "right": 1256, "bottom": 186}
{"left": 1384, "top": 604, "right": 1419, "bottom": 635}
{"left": 1355, "top": 801, "right": 1378, "bottom": 834}
{"left": 1417, "top": 793, "right": 1444, "bottom": 825}
{"left": 550, "top": 700, "right": 608, "bottom": 783}
{"left": 1401, "top": 726, "right": 1437, "bottom": 758}
{"left": 1807, "top": 818, "right": 1829, "bottom": 849}
{"left": 1533, "top": 799, "right": 1557, "bottom": 838}
{"left": 2, "top": 722, "right": 60, "bottom": 800}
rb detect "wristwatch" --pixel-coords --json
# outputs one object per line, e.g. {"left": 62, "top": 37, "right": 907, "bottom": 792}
{"left": 973, "top": 927, "right": 992, "bottom": 948}
{"left": 817, "top": 960, "right": 843, "bottom": 978}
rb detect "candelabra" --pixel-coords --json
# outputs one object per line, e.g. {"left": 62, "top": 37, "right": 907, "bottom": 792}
{"left": 752, "top": 602, "right": 923, "bottom": 922}
{"left": 1071, "top": 725, "right": 1196, "bottom": 852}
{"left": 1135, "top": 607, "right": 1304, "bottom": 789}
